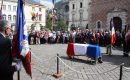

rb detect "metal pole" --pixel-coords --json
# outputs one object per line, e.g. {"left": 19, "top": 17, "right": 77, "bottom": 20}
{"left": 16, "top": 59, "right": 21, "bottom": 80}
{"left": 57, "top": 54, "right": 59, "bottom": 74}
{"left": 119, "top": 63, "right": 124, "bottom": 80}
{"left": 18, "top": 71, "right": 20, "bottom": 80}
{"left": 30, "top": 48, "right": 31, "bottom": 63}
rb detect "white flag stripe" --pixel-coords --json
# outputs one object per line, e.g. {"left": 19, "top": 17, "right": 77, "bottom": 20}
{"left": 74, "top": 44, "right": 89, "bottom": 55}
{"left": 112, "top": 27, "right": 115, "bottom": 35}
{"left": 20, "top": 40, "right": 30, "bottom": 57}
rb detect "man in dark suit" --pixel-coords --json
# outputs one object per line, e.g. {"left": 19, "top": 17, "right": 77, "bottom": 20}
{"left": 0, "top": 20, "right": 21, "bottom": 80}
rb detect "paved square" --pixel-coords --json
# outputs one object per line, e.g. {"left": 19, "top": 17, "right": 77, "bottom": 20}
{"left": 14, "top": 44, "right": 130, "bottom": 80}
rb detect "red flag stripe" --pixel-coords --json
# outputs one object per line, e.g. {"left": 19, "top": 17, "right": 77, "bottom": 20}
{"left": 22, "top": 51, "right": 32, "bottom": 78}
{"left": 111, "top": 34, "right": 116, "bottom": 44}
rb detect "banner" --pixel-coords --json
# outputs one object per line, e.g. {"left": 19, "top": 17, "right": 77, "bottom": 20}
{"left": 111, "top": 19, "right": 116, "bottom": 45}
{"left": 12, "top": 0, "right": 32, "bottom": 78}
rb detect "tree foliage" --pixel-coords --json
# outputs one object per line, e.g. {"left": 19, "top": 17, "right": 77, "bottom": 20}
{"left": 45, "top": 15, "right": 52, "bottom": 30}
{"left": 57, "top": 20, "right": 67, "bottom": 31}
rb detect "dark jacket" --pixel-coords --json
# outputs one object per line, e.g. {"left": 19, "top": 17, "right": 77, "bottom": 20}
{"left": 0, "top": 33, "right": 16, "bottom": 80}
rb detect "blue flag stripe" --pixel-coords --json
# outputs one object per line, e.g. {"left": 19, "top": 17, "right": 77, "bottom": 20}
{"left": 16, "top": 0, "right": 25, "bottom": 53}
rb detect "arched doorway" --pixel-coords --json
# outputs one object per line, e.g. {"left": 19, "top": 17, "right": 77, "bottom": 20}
{"left": 71, "top": 24, "right": 76, "bottom": 30}
{"left": 64, "top": 5, "right": 69, "bottom": 12}
{"left": 97, "top": 21, "right": 101, "bottom": 29}
{"left": 110, "top": 17, "right": 122, "bottom": 32}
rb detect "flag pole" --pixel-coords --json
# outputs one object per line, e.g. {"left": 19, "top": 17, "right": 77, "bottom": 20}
{"left": 18, "top": 71, "right": 20, "bottom": 80}
{"left": 17, "top": 0, "right": 20, "bottom": 75}
{"left": 110, "top": 18, "right": 115, "bottom": 56}
{"left": 110, "top": 18, "right": 113, "bottom": 56}
{"left": 17, "top": 0, "right": 26, "bottom": 80}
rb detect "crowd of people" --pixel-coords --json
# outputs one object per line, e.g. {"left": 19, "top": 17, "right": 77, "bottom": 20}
{"left": 28, "top": 27, "right": 130, "bottom": 57}
{"left": 28, "top": 29, "right": 122, "bottom": 46}
{"left": 0, "top": 19, "right": 130, "bottom": 80}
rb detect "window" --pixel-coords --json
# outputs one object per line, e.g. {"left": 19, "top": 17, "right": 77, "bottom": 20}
{"left": 72, "top": 4, "right": 75, "bottom": 9}
{"left": 79, "top": 12, "right": 83, "bottom": 21}
{"left": 86, "top": 24, "right": 88, "bottom": 29}
{"left": 39, "top": 14, "right": 42, "bottom": 21}
{"left": 72, "top": 14, "right": 75, "bottom": 23}
{"left": 97, "top": 21, "right": 101, "bottom": 29}
{"left": 2, "top": 5, "right": 6, "bottom": 10}
{"left": 8, "top": 15, "right": 11, "bottom": 21}
{"left": 13, "top": 6, "right": 16, "bottom": 11}
{"left": 39, "top": 8, "right": 42, "bottom": 12}
{"left": 8, "top": 5, "right": 11, "bottom": 11}
{"left": 80, "top": 2, "right": 82, "bottom": 8}
{"left": 13, "top": 15, "right": 16, "bottom": 21}
{"left": 65, "top": 5, "right": 69, "bottom": 12}
{"left": 3, "top": 15, "right": 6, "bottom": 20}
{"left": 32, "top": 7, "right": 35, "bottom": 11}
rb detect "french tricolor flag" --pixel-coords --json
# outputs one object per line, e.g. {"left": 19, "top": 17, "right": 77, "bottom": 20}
{"left": 67, "top": 43, "right": 89, "bottom": 58}
{"left": 111, "top": 20, "right": 116, "bottom": 45}
{"left": 12, "top": 0, "right": 32, "bottom": 78}
{"left": 66, "top": 43, "right": 101, "bottom": 61}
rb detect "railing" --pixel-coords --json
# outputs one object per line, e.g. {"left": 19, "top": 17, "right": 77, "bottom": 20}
{"left": 31, "top": 52, "right": 130, "bottom": 80}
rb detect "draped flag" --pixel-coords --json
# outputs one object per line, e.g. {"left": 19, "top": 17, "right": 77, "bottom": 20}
{"left": 66, "top": 43, "right": 102, "bottom": 61}
{"left": 111, "top": 20, "right": 116, "bottom": 45}
{"left": 12, "top": 0, "right": 32, "bottom": 78}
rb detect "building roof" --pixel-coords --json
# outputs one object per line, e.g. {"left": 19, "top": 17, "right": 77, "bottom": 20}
{"left": 0, "top": 0, "right": 45, "bottom": 7}
{"left": 25, "top": 0, "right": 45, "bottom": 7}
{"left": 0, "top": 0, "right": 17, "bottom": 2}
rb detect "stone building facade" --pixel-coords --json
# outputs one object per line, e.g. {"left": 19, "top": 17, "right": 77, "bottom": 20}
{"left": 55, "top": 0, "right": 69, "bottom": 27}
{"left": 0, "top": 0, "right": 46, "bottom": 31}
{"left": 69, "top": 0, "right": 91, "bottom": 30}
{"left": 62, "top": 0, "right": 69, "bottom": 26}
{"left": 88, "top": 0, "right": 130, "bottom": 31}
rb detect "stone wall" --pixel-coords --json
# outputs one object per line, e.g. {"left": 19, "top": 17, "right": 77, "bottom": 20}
{"left": 88, "top": 0, "right": 130, "bottom": 30}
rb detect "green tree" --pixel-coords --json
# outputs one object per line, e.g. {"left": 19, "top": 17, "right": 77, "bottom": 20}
{"left": 57, "top": 20, "right": 67, "bottom": 31}
{"left": 45, "top": 15, "right": 52, "bottom": 30}
{"left": 31, "top": 24, "right": 35, "bottom": 31}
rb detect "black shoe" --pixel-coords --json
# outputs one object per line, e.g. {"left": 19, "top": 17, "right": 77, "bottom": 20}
{"left": 98, "top": 60, "right": 103, "bottom": 63}
{"left": 98, "top": 57, "right": 103, "bottom": 63}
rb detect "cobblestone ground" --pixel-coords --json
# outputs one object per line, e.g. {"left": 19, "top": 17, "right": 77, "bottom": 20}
{"left": 14, "top": 44, "right": 130, "bottom": 80}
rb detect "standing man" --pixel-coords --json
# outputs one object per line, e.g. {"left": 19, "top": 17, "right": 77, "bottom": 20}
{"left": 0, "top": 20, "right": 21, "bottom": 80}
{"left": 122, "top": 25, "right": 129, "bottom": 57}
{"left": 125, "top": 26, "right": 130, "bottom": 57}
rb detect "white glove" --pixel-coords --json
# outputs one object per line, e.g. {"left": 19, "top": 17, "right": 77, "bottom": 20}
{"left": 15, "top": 60, "right": 22, "bottom": 71}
